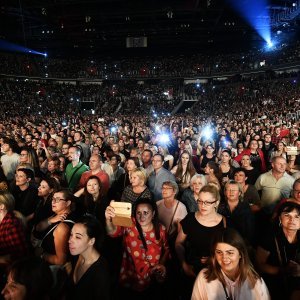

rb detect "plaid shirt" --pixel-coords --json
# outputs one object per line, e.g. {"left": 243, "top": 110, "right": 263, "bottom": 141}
{"left": 0, "top": 212, "right": 28, "bottom": 261}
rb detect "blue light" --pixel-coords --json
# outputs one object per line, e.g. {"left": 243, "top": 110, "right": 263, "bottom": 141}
{"left": 227, "top": 0, "right": 272, "bottom": 46}
{"left": 0, "top": 39, "right": 46, "bottom": 57}
{"left": 44, "top": 53, "right": 48, "bottom": 57}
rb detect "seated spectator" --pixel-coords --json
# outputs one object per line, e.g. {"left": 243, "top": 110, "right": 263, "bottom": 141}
{"left": 67, "top": 215, "right": 110, "bottom": 300}
{"left": 148, "top": 154, "right": 176, "bottom": 201}
{"left": 171, "top": 150, "right": 196, "bottom": 194}
{"left": 78, "top": 154, "right": 109, "bottom": 195}
{"left": 0, "top": 191, "right": 28, "bottom": 266}
{"left": 74, "top": 176, "right": 109, "bottom": 226}
{"left": 105, "top": 198, "right": 169, "bottom": 298}
{"left": 256, "top": 202, "right": 300, "bottom": 300}
{"left": 192, "top": 228, "right": 270, "bottom": 300}
{"left": 121, "top": 167, "right": 152, "bottom": 207}
{"left": 233, "top": 168, "right": 261, "bottom": 212}
{"left": 181, "top": 174, "right": 207, "bottom": 213}
{"left": 218, "top": 180, "right": 255, "bottom": 244}
{"left": 240, "top": 154, "right": 260, "bottom": 185}
{"left": 235, "top": 139, "right": 266, "bottom": 174}
{"left": 35, "top": 189, "right": 76, "bottom": 266}
{"left": 2, "top": 256, "right": 53, "bottom": 300}
{"left": 204, "top": 161, "right": 221, "bottom": 190}
{"left": 10, "top": 168, "right": 39, "bottom": 224}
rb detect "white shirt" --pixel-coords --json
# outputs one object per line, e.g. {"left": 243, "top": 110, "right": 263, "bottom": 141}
{"left": 192, "top": 269, "right": 270, "bottom": 300}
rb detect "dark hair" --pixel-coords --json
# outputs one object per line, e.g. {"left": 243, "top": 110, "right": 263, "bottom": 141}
{"left": 205, "top": 228, "right": 260, "bottom": 289}
{"left": 278, "top": 201, "right": 300, "bottom": 217}
{"left": 76, "top": 215, "right": 104, "bottom": 253}
{"left": 55, "top": 188, "right": 76, "bottom": 203}
{"left": 84, "top": 175, "right": 103, "bottom": 207}
{"left": 233, "top": 168, "right": 247, "bottom": 177}
{"left": 2, "top": 137, "right": 18, "bottom": 152}
{"left": 127, "top": 157, "right": 140, "bottom": 168}
{"left": 41, "top": 177, "right": 60, "bottom": 196}
{"left": 8, "top": 256, "right": 53, "bottom": 300}
{"left": 153, "top": 153, "right": 164, "bottom": 162}
{"left": 142, "top": 149, "right": 153, "bottom": 157}
{"left": 133, "top": 198, "right": 160, "bottom": 250}
{"left": 17, "top": 168, "right": 35, "bottom": 180}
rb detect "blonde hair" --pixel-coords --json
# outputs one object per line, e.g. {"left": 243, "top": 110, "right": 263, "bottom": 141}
{"left": 0, "top": 191, "right": 15, "bottom": 212}
{"left": 131, "top": 167, "right": 147, "bottom": 185}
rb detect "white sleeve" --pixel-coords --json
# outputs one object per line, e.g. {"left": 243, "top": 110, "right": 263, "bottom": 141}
{"left": 191, "top": 270, "right": 209, "bottom": 300}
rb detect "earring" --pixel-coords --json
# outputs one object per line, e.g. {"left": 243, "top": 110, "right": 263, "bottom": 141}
{"left": 279, "top": 220, "right": 282, "bottom": 227}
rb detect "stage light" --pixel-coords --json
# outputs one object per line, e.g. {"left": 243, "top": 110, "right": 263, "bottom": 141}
{"left": 227, "top": 0, "right": 272, "bottom": 49}
{"left": 44, "top": 53, "right": 48, "bottom": 57}
{"left": 159, "top": 134, "right": 170, "bottom": 144}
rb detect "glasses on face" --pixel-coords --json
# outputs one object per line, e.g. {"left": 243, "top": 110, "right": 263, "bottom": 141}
{"left": 52, "top": 197, "right": 67, "bottom": 203}
{"left": 136, "top": 211, "right": 151, "bottom": 217}
{"left": 197, "top": 200, "right": 218, "bottom": 206}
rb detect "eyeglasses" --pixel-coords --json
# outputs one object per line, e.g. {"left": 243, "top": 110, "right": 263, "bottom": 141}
{"left": 197, "top": 200, "right": 218, "bottom": 206}
{"left": 136, "top": 211, "right": 151, "bottom": 217}
{"left": 52, "top": 197, "right": 67, "bottom": 203}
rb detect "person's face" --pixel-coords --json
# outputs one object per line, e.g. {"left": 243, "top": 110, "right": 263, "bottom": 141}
{"left": 86, "top": 178, "right": 100, "bottom": 196}
{"left": 192, "top": 178, "right": 204, "bottom": 193}
{"left": 250, "top": 140, "right": 258, "bottom": 150}
{"left": 69, "top": 223, "right": 94, "bottom": 256}
{"left": 215, "top": 243, "right": 241, "bottom": 279}
{"left": 206, "top": 146, "right": 214, "bottom": 153}
{"left": 221, "top": 152, "right": 230, "bottom": 163}
{"left": 197, "top": 192, "right": 218, "bottom": 216}
{"left": 130, "top": 173, "right": 142, "bottom": 187}
{"left": 130, "top": 149, "right": 138, "bottom": 157}
{"left": 264, "top": 135, "right": 271, "bottom": 143}
{"left": 1, "top": 272, "right": 27, "bottom": 300}
{"left": 52, "top": 192, "right": 70, "bottom": 214}
{"left": 279, "top": 209, "right": 300, "bottom": 232}
{"left": 181, "top": 153, "right": 190, "bottom": 165}
{"left": 74, "top": 132, "right": 81, "bottom": 142}
{"left": 48, "top": 160, "right": 58, "bottom": 172}
{"left": 225, "top": 184, "right": 240, "bottom": 202}
{"left": 272, "top": 157, "right": 286, "bottom": 174}
{"left": 135, "top": 204, "right": 154, "bottom": 228}
{"left": 1, "top": 143, "right": 10, "bottom": 153}
{"left": 142, "top": 151, "right": 152, "bottom": 164}
{"left": 25, "top": 135, "right": 32, "bottom": 144}
{"left": 31, "top": 139, "right": 38, "bottom": 148}
{"left": 89, "top": 156, "right": 101, "bottom": 171}
{"left": 19, "top": 150, "right": 29, "bottom": 163}
{"left": 15, "top": 171, "right": 29, "bottom": 187}
{"left": 278, "top": 142, "right": 284, "bottom": 150}
{"left": 109, "top": 156, "right": 118, "bottom": 166}
{"left": 293, "top": 182, "right": 300, "bottom": 202}
{"left": 234, "top": 171, "right": 246, "bottom": 184}
{"left": 38, "top": 180, "right": 52, "bottom": 197}
{"left": 152, "top": 155, "right": 163, "bottom": 170}
{"left": 96, "top": 138, "right": 103, "bottom": 147}
{"left": 161, "top": 184, "right": 176, "bottom": 200}
{"left": 61, "top": 145, "right": 69, "bottom": 155}
{"left": 67, "top": 136, "right": 73, "bottom": 143}
{"left": 138, "top": 140, "right": 144, "bottom": 149}
{"left": 68, "top": 147, "right": 79, "bottom": 161}
{"left": 241, "top": 155, "right": 251, "bottom": 167}
{"left": 111, "top": 144, "right": 119, "bottom": 153}
{"left": 127, "top": 160, "right": 137, "bottom": 172}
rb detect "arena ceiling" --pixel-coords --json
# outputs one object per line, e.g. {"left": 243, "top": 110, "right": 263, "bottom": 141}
{"left": 0, "top": 0, "right": 299, "bottom": 57}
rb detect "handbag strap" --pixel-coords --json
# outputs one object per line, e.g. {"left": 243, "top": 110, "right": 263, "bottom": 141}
{"left": 41, "top": 219, "right": 75, "bottom": 246}
{"left": 221, "top": 282, "right": 232, "bottom": 300}
{"left": 167, "top": 201, "right": 180, "bottom": 235}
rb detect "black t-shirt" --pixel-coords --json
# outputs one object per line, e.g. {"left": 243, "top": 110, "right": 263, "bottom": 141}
{"left": 250, "top": 152, "right": 262, "bottom": 173}
{"left": 180, "top": 213, "right": 225, "bottom": 271}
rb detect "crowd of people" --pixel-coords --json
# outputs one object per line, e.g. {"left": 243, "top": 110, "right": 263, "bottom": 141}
{"left": 0, "top": 41, "right": 300, "bottom": 79}
{"left": 0, "top": 46, "right": 299, "bottom": 299}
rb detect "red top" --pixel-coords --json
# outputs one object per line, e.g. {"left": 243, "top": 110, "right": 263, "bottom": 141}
{"left": 79, "top": 170, "right": 110, "bottom": 195}
{"left": 0, "top": 212, "right": 28, "bottom": 262}
{"left": 111, "top": 220, "right": 168, "bottom": 291}
{"left": 234, "top": 148, "right": 266, "bottom": 173}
